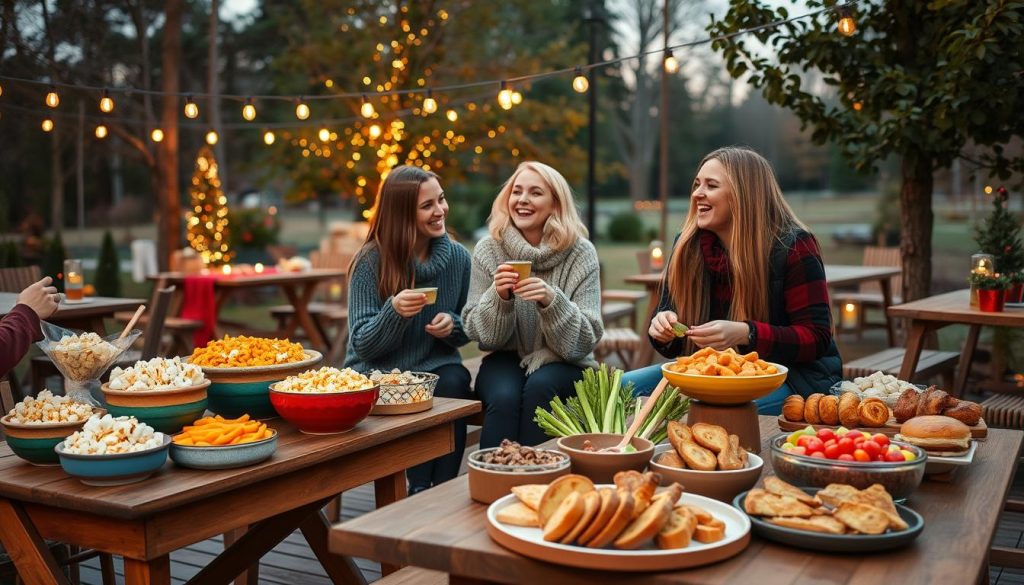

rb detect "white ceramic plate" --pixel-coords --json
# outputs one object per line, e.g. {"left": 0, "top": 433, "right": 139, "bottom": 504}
{"left": 486, "top": 486, "right": 751, "bottom": 571}
{"left": 923, "top": 440, "right": 977, "bottom": 475}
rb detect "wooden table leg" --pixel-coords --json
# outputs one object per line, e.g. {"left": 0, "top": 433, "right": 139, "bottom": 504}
{"left": 879, "top": 277, "right": 896, "bottom": 347}
{"left": 374, "top": 470, "right": 409, "bottom": 577}
{"left": 299, "top": 508, "right": 368, "bottom": 585}
{"left": 953, "top": 324, "right": 982, "bottom": 398}
{"left": 124, "top": 556, "right": 170, "bottom": 585}
{"left": 281, "top": 283, "right": 327, "bottom": 349}
{"left": 0, "top": 499, "right": 70, "bottom": 585}
{"left": 224, "top": 525, "right": 260, "bottom": 585}
{"left": 898, "top": 321, "right": 929, "bottom": 382}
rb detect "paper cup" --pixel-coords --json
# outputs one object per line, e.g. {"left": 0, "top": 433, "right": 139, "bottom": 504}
{"left": 412, "top": 287, "right": 438, "bottom": 304}
{"left": 506, "top": 261, "right": 532, "bottom": 280}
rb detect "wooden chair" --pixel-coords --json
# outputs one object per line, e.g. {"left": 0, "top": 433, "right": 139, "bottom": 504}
{"left": 594, "top": 263, "right": 644, "bottom": 369}
{"left": 0, "top": 266, "right": 42, "bottom": 293}
{"left": 114, "top": 279, "right": 202, "bottom": 358}
{"left": 0, "top": 381, "right": 115, "bottom": 585}
{"left": 269, "top": 250, "right": 351, "bottom": 364}
{"left": 836, "top": 246, "right": 902, "bottom": 340}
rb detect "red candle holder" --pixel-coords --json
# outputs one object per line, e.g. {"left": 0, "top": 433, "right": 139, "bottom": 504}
{"left": 978, "top": 289, "right": 1006, "bottom": 312}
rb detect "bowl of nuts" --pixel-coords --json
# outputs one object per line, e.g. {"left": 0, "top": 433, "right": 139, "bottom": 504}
{"left": 1, "top": 391, "right": 106, "bottom": 465}
{"left": 269, "top": 367, "right": 378, "bottom": 434}
{"left": 37, "top": 323, "right": 142, "bottom": 406}
{"left": 467, "top": 440, "right": 571, "bottom": 503}
{"left": 55, "top": 414, "right": 170, "bottom": 485}
{"left": 101, "top": 357, "right": 210, "bottom": 434}
{"left": 189, "top": 336, "right": 322, "bottom": 419}
{"left": 367, "top": 370, "right": 438, "bottom": 415}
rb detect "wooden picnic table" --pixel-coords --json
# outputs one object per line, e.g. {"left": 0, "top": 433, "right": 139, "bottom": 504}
{"left": 0, "top": 293, "right": 145, "bottom": 334}
{"left": 0, "top": 397, "right": 480, "bottom": 585}
{"left": 330, "top": 415, "right": 1024, "bottom": 585}
{"left": 624, "top": 264, "right": 901, "bottom": 366}
{"left": 154, "top": 269, "right": 345, "bottom": 350}
{"left": 888, "top": 289, "right": 1024, "bottom": 398}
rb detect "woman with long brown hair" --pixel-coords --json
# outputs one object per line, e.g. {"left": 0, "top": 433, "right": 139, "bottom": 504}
{"left": 345, "top": 165, "right": 473, "bottom": 493}
{"left": 622, "top": 147, "right": 841, "bottom": 414}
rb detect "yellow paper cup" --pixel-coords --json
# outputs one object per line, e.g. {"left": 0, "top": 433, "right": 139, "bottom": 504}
{"left": 506, "top": 261, "right": 532, "bottom": 280}
{"left": 412, "top": 287, "right": 438, "bottom": 304}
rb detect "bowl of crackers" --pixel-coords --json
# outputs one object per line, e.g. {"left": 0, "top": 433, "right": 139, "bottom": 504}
{"left": 649, "top": 422, "right": 763, "bottom": 502}
{"left": 661, "top": 348, "right": 788, "bottom": 405}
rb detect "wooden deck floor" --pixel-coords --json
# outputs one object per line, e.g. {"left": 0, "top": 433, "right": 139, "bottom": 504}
{"left": 78, "top": 462, "right": 1024, "bottom": 585}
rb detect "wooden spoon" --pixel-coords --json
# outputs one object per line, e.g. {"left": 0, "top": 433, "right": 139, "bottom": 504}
{"left": 118, "top": 305, "right": 146, "bottom": 340}
{"left": 603, "top": 377, "right": 669, "bottom": 453}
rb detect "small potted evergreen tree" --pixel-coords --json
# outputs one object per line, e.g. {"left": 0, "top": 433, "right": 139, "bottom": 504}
{"left": 969, "top": 272, "right": 1010, "bottom": 312}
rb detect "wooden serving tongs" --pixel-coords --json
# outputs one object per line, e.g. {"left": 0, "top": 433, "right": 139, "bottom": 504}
{"left": 602, "top": 377, "right": 670, "bottom": 453}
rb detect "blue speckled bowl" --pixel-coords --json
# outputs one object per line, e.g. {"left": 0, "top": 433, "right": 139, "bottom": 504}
{"left": 169, "top": 430, "right": 278, "bottom": 470}
{"left": 55, "top": 434, "right": 171, "bottom": 486}
{"left": 198, "top": 351, "right": 322, "bottom": 419}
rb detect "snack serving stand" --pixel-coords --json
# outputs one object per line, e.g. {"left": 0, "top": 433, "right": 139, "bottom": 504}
{"left": 37, "top": 322, "right": 142, "bottom": 406}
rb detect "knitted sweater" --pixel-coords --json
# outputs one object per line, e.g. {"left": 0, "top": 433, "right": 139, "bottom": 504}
{"left": 344, "top": 234, "right": 472, "bottom": 373}
{"left": 462, "top": 227, "right": 603, "bottom": 373}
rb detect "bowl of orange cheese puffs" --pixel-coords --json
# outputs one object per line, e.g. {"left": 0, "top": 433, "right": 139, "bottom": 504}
{"left": 169, "top": 414, "right": 277, "bottom": 470}
{"left": 661, "top": 348, "right": 788, "bottom": 405}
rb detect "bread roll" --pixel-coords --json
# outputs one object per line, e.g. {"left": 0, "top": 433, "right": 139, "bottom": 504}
{"left": 782, "top": 395, "right": 805, "bottom": 422}
{"left": 804, "top": 393, "right": 824, "bottom": 425}
{"left": 838, "top": 392, "right": 861, "bottom": 427}
{"left": 858, "top": 397, "right": 890, "bottom": 427}
{"left": 942, "top": 400, "right": 982, "bottom": 426}
{"left": 818, "top": 395, "right": 840, "bottom": 425}
{"left": 893, "top": 387, "right": 920, "bottom": 423}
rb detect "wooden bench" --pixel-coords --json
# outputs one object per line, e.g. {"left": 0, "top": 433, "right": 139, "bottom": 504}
{"left": 843, "top": 347, "right": 958, "bottom": 388}
{"left": 981, "top": 393, "right": 1024, "bottom": 429}
{"left": 374, "top": 566, "right": 448, "bottom": 585}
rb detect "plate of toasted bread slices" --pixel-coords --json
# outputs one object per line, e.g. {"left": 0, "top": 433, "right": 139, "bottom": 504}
{"left": 733, "top": 476, "right": 924, "bottom": 552}
{"left": 486, "top": 471, "right": 751, "bottom": 571}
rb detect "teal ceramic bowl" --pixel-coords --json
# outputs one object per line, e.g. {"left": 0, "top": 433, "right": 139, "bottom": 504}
{"left": 101, "top": 380, "right": 210, "bottom": 434}
{"left": 169, "top": 430, "right": 278, "bottom": 470}
{"left": 198, "top": 350, "right": 322, "bottom": 419}
{"left": 56, "top": 434, "right": 171, "bottom": 486}
{"left": 1, "top": 409, "right": 106, "bottom": 466}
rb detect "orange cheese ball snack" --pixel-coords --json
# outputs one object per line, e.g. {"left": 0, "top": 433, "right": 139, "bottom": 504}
{"left": 189, "top": 335, "right": 306, "bottom": 368}
{"left": 666, "top": 347, "right": 778, "bottom": 377}
{"left": 172, "top": 414, "right": 274, "bottom": 446}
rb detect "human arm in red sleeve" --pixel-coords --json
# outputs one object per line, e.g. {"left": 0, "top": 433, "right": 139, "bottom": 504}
{"left": 0, "top": 304, "right": 44, "bottom": 379}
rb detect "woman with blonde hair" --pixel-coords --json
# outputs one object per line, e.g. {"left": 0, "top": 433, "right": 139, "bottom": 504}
{"left": 463, "top": 161, "right": 603, "bottom": 447}
{"left": 622, "top": 147, "right": 841, "bottom": 414}
{"left": 345, "top": 165, "right": 473, "bottom": 493}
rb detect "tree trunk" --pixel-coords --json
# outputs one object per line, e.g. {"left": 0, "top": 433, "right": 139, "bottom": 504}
{"left": 156, "top": 0, "right": 182, "bottom": 271}
{"left": 899, "top": 153, "right": 934, "bottom": 302}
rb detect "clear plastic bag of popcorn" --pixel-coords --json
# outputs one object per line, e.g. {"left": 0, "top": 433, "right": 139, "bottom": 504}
{"left": 37, "top": 321, "right": 142, "bottom": 406}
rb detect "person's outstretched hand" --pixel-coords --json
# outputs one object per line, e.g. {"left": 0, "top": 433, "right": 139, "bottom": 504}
{"left": 17, "top": 277, "right": 60, "bottom": 319}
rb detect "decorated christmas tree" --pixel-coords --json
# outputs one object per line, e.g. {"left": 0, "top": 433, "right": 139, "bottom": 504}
{"left": 186, "top": 146, "right": 233, "bottom": 267}
{"left": 974, "top": 186, "right": 1024, "bottom": 276}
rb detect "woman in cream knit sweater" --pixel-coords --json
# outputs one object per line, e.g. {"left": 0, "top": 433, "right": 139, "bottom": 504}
{"left": 463, "top": 161, "right": 603, "bottom": 447}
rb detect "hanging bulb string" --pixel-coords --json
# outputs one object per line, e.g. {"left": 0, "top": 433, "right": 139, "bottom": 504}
{"left": 0, "top": 2, "right": 860, "bottom": 105}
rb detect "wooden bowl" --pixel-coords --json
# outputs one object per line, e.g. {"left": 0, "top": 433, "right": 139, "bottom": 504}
{"left": 198, "top": 350, "right": 322, "bottom": 418}
{"left": 101, "top": 380, "right": 210, "bottom": 434}
{"left": 555, "top": 433, "right": 654, "bottom": 483}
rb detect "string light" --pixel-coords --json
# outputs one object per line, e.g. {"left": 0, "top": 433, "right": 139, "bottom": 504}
{"left": 151, "top": 128, "right": 164, "bottom": 142}
{"left": 45, "top": 87, "right": 59, "bottom": 108}
{"left": 497, "top": 81, "right": 513, "bottom": 110}
{"left": 423, "top": 89, "right": 438, "bottom": 114}
{"left": 446, "top": 109, "right": 458, "bottom": 122}
{"left": 95, "top": 124, "right": 108, "bottom": 139}
{"left": 511, "top": 91, "right": 522, "bottom": 105}
{"left": 360, "top": 95, "right": 375, "bottom": 118}
{"left": 242, "top": 98, "right": 256, "bottom": 121}
{"left": 99, "top": 90, "right": 115, "bottom": 113}
{"left": 318, "top": 127, "right": 330, "bottom": 142}
{"left": 572, "top": 67, "right": 589, "bottom": 93}
{"left": 368, "top": 124, "right": 382, "bottom": 139}
{"left": 263, "top": 130, "right": 276, "bottom": 145}
{"left": 205, "top": 130, "right": 219, "bottom": 145}
{"left": 664, "top": 50, "right": 680, "bottom": 74}
{"left": 836, "top": 5, "right": 856, "bottom": 36}
{"left": 0, "top": 83, "right": 3, "bottom": 97}
{"left": 184, "top": 96, "right": 199, "bottom": 119}
{"left": 295, "top": 99, "right": 310, "bottom": 120}
{"left": 41, "top": 118, "right": 54, "bottom": 132}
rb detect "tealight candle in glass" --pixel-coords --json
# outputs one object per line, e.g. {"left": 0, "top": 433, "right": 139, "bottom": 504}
{"left": 63, "top": 259, "right": 84, "bottom": 302}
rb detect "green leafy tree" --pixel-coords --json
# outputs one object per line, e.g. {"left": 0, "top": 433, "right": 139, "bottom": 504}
{"left": 95, "top": 231, "right": 121, "bottom": 297}
{"left": 975, "top": 187, "right": 1024, "bottom": 275}
{"left": 709, "top": 0, "right": 1024, "bottom": 301}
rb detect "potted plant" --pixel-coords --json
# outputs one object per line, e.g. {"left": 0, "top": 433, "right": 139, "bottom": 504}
{"left": 1006, "top": 272, "right": 1024, "bottom": 304}
{"left": 969, "top": 272, "right": 1010, "bottom": 312}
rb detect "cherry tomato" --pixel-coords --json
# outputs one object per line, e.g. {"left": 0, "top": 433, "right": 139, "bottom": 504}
{"left": 824, "top": 438, "right": 837, "bottom": 449}
{"left": 862, "top": 440, "right": 882, "bottom": 458}
{"left": 797, "top": 435, "right": 814, "bottom": 448}
{"left": 837, "top": 453, "right": 855, "bottom": 461}
{"left": 824, "top": 444, "right": 841, "bottom": 459}
{"left": 853, "top": 448, "right": 871, "bottom": 462}
{"left": 810, "top": 451, "right": 827, "bottom": 459}
{"left": 872, "top": 433, "right": 890, "bottom": 448}
{"left": 885, "top": 450, "right": 907, "bottom": 462}
{"left": 816, "top": 428, "right": 836, "bottom": 442}
{"left": 790, "top": 446, "right": 807, "bottom": 456}
{"left": 805, "top": 437, "right": 824, "bottom": 453}
{"left": 837, "top": 437, "right": 856, "bottom": 455}
{"left": 845, "top": 430, "right": 863, "bottom": 441}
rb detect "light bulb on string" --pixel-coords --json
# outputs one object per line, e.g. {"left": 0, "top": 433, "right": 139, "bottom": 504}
{"left": 446, "top": 109, "right": 458, "bottom": 122}
{"left": 206, "top": 130, "right": 218, "bottom": 145}
{"left": 423, "top": 90, "right": 438, "bottom": 114}
{"left": 45, "top": 87, "right": 60, "bottom": 108}
{"left": 836, "top": 6, "right": 856, "bottom": 36}
{"left": 497, "top": 81, "right": 513, "bottom": 110}
{"left": 41, "top": 118, "right": 54, "bottom": 132}
{"left": 511, "top": 91, "right": 522, "bottom": 105}
{"left": 318, "top": 128, "right": 331, "bottom": 142}
{"left": 151, "top": 128, "right": 164, "bottom": 142}
{"left": 95, "top": 125, "right": 108, "bottom": 139}
{"left": 99, "top": 90, "right": 115, "bottom": 113}
{"left": 360, "top": 95, "right": 375, "bottom": 118}
{"left": 242, "top": 98, "right": 256, "bottom": 121}
{"left": 295, "top": 98, "right": 310, "bottom": 120}
{"left": 184, "top": 96, "right": 199, "bottom": 119}
{"left": 0, "top": 83, "right": 4, "bottom": 97}
{"left": 263, "top": 130, "right": 276, "bottom": 145}
{"left": 664, "top": 50, "right": 680, "bottom": 74}
{"left": 368, "top": 124, "right": 382, "bottom": 139}
{"left": 572, "top": 67, "right": 589, "bottom": 93}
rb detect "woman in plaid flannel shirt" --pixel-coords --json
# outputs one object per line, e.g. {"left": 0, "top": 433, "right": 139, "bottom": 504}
{"left": 623, "top": 147, "right": 841, "bottom": 415}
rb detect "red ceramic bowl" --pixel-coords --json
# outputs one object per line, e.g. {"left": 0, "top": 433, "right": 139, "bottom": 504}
{"left": 268, "top": 385, "right": 379, "bottom": 434}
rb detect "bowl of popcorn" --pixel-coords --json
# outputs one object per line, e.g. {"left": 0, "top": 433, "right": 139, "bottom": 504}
{"left": 101, "top": 357, "right": 210, "bottom": 434}
{"left": 828, "top": 372, "right": 925, "bottom": 408}
{"left": 37, "top": 323, "right": 142, "bottom": 405}
{"left": 367, "top": 370, "right": 439, "bottom": 415}
{"left": 189, "top": 336, "right": 322, "bottom": 419}
{"left": 268, "top": 367, "right": 378, "bottom": 434}
{"left": 1, "top": 391, "right": 106, "bottom": 465}
{"left": 55, "top": 414, "right": 170, "bottom": 485}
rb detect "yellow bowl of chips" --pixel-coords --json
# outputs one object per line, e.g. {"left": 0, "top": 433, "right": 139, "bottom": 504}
{"left": 661, "top": 349, "right": 788, "bottom": 405}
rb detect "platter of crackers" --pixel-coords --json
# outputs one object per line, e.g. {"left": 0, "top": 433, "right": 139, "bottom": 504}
{"left": 486, "top": 471, "right": 751, "bottom": 571}
{"left": 733, "top": 476, "right": 924, "bottom": 552}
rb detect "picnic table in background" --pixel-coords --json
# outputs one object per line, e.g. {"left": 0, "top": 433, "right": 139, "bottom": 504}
{"left": 0, "top": 292, "right": 144, "bottom": 334}
{"left": 330, "top": 416, "right": 1024, "bottom": 585}
{"left": 154, "top": 269, "right": 345, "bottom": 350}
{"left": 888, "top": 289, "right": 1024, "bottom": 398}
{"left": 0, "top": 397, "right": 480, "bottom": 585}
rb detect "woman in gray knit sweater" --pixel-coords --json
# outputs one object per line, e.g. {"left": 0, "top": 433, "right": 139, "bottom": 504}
{"left": 462, "top": 161, "right": 603, "bottom": 448}
{"left": 344, "top": 166, "right": 473, "bottom": 494}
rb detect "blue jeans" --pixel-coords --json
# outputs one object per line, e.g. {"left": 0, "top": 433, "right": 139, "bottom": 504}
{"left": 621, "top": 364, "right": 793, "bottom": 416}
{"left": 406, "top": 363, "right": 474, "bottom": 491}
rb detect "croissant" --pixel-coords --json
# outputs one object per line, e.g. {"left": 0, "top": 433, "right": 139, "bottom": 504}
{"left": 838, "top": 393, "right": 861, "bottom": 428}
{"left": 818, "top": 395, "right": 840, "bottom": 425}
{"left": 893, "top": 388, "right": 920, "bottom": 423}
{"left": 943, "top": 400, "right": 982, "bottom": 426}
{"left": 858, "top": 397, "right": 890, "bottom": 427}
{"left": 782, "top": 395, "right": 806, "bottom": 422}
{"left": 916, "top": 387, "right": 953, "bottom": 417}
{"left": 804, "top": 393, "right": 824, "bottom": 425}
